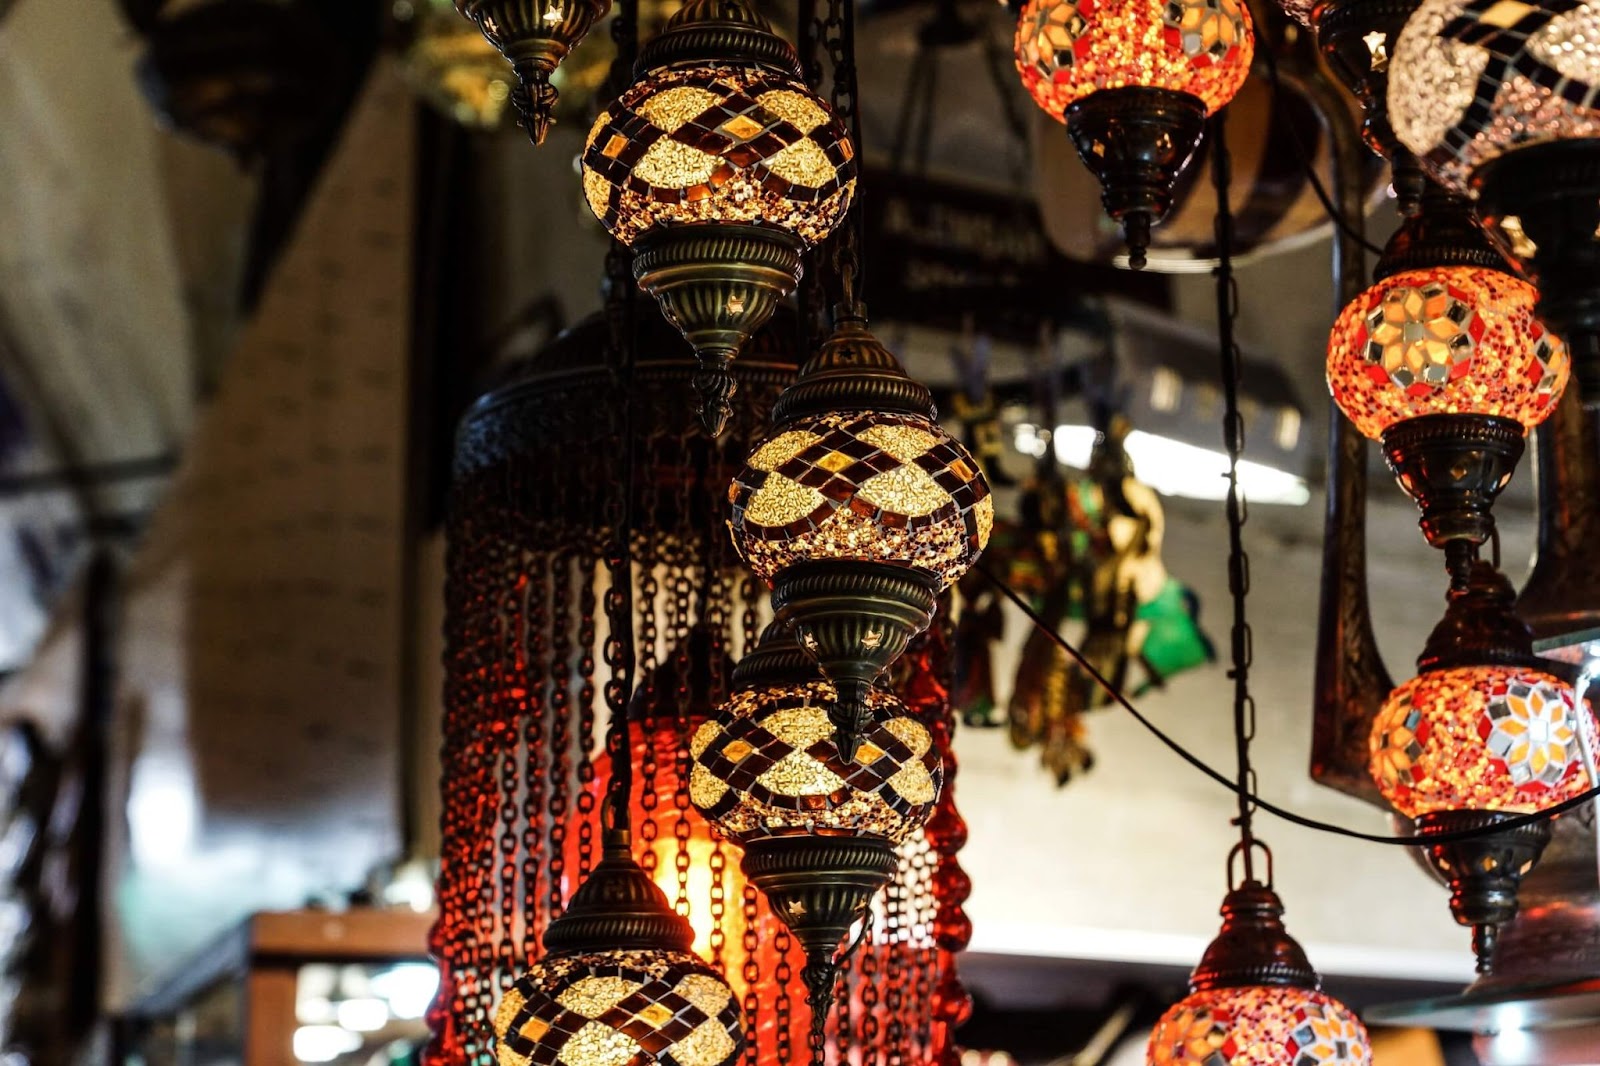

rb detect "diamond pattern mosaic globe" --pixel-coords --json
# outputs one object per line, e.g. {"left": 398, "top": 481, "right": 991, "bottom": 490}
{"left": 690, "top": 681, "right": 942, "bottom": 845}
{"left": 581, "top": 64, "right": 856, "bottom": 247}
{"left": 494, "top": 951, "right": 744, "bottom": 1066}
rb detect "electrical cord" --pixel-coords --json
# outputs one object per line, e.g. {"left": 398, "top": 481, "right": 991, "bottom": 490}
{"left": 974, "top": 561, "right": 1600, "bottom": 846}
{"left": 1254, "top": 43, "right": 1388, "bottom": 259}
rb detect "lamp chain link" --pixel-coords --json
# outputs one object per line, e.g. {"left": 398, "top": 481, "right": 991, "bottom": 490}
{"left": 819, "top": 0, "right": 862, "bottom": 311}
{"left": 1209, "top": 107, "right": 1263, "bottom": 885}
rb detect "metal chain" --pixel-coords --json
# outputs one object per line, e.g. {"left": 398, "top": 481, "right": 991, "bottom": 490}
{"left": 741, "top": 885, "right": 762, "bottom": 1066}
{"left": 821, "top": 0, "right": 863, "bottom": 311}
{"left": 1209, "top": 107, "right": 1262, "bottom": 884}
{"left": 577, "top": 544, "right": 599, "bottom": 875}
{"left": 521, "top": 546, "right": 549, "bottom": 962}
{"left": 776, "top": 928, "right": 795, "bottom": 1066}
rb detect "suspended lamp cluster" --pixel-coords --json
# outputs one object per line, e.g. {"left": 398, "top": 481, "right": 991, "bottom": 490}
{"left": 696, "top": 306, "right": 992, "bottom": 1040}
{"left": 1385, "top": 0, "right": 1600, "bottom": 401}
{"left": 427, "top": 309, "right": 967, "bottom": 1066}
{"left": 582, "top": 0, "right": 857, "bottom": 437}
{"left": 1011, "top": 0, "right": 1255, "bottom": 266}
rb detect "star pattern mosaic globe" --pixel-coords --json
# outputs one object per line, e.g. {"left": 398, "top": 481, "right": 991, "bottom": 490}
{"left": 728, "top": 411, "right": 994, "bottom": 590}
{"left": 494, "top": 950, "right": 744, "bottom": 1066}
{"left": 1389, "top": 0, "right": 1600, "bottom": 194}
{"left": 1147, "top": 987, "right": 1371, "bottom": 1066}
{"left": 1014, "top": 0, "right": 1255, "bottom": 118}
{"left": 581, "top": 64, "right": 856, "bottom": 247}
{"left": 1326, "top": 266, "right": 1569, "bottom": 440}
{"left": 689, "top": 681, "right": 942, "bottom": 845}
{"left": 1369, "top": 665, "right": 1598, "bottom": 819}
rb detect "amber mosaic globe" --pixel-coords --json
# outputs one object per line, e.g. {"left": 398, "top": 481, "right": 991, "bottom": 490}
{"left": 1389, "top": 0, "right": 1600, "bottom": 195}
{"left": 1013, "top": 0, "right": 1255, "bottom": 119}
{"left": 1326, "top": 266, "right": 1569, "bottom": 440}
{"left": 581, "top": 64, "right": 856, "bottom": 247}
{"left": 689, "top": 681, "right": 942, "bottom": 845}
{"left": 1369, "top": 665, "right": 1598, "bottom": 820}
{"left": 727, "top": 410, "right": 994, "bottom": 590}
{"left": 1147, "top": 987, "right": 1371, "bottom": 1066}
{"left": 494, "top": 950, "right": 744, "bottom": 1066}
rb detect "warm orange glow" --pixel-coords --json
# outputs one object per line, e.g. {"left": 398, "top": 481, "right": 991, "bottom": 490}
{"left": 1370, "top": 665, "right": 1598, "bottom": 818}
{"left": 1327, "top": 266, "right": 1568, "bottom": 440}
{"left": 1148, "top": 986, "right": 1371, "bottom": 1065}
{"left": 1014, "top": 0, "right": 1255, "bottom": 119}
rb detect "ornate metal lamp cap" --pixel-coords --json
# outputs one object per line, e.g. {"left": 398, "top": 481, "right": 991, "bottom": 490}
{"left": 636, "top": 0, "right": 802, "bottom": 78}
{"left": 770, "top": 309, "right": 938, "bottom": 426}
{"left": 542, "top": 830, "right": 695, "bottom": 956}
{"left": 1416, "top": 560, "right": 1545, "bottom": 675}
{"left": 1373, "top": 181, "right": 1514, "bottom": 282}
{"left": 730, "top": 622, "right": 822, "bottom": 691}
{"left": 1188, "top": 881, "right": 1321, "bottom": 993}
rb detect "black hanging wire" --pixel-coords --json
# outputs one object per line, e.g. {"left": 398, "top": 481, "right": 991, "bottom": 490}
{"left": 1210, "top": 106, "right": 1263, "bottom": 884}
{"left": 798, "top": 0, "right": 826, "bottom": 352}
{"left": 975, "top": 563, "right": 1600, "bottom": 846}
{"left": 1253, "top": 43, "right": 1386, "bottom": 258}
{"left": 965, "top": 51, "right": 1600, "bottom": 850}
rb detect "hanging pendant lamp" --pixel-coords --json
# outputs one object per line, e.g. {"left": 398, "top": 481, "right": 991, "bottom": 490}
{"left": 1149, "top": 872, "right": 1371, "bottom": 1066}
{"left": 1012, "top": 0, "right": 1255, "bottom": 266}
{"left": 457, "top": 0, "right": 611, "bottom": 145}
{"left": 1368, "top": 560, "right": 1599, "bottom": 971}
{"left": 494, "top": 830, "right": 747, "bottom": 1066}
{"left": 1326, "top": 180, "right": 1569, "bottom": 562}
{"left": 580, "top": 0, "right": 857, "bottom": 436}
{"left": 728, "top": 308, "right": 993, "bottom": 760}
{"left": 691, "top": 622, "right": 942, "bottom": 1045}
{"left": 1153, "top": 106, "right": 1370, "bottom": 1066}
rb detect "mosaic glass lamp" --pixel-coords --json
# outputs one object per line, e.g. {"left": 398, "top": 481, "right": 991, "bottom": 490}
{"left": 1012, "top": 0, "right": 1254, "bottom": 266}
{"left": 1367, "top": 560, "right": 1598, "bottom": 971}
{"left": 1147, "top": 881, "right": 1372, "bottom": 1066}
{"left": 692, "top": 623, "right": 943, "bottom": 1043}
{"left": 493, "top": 832, "right": 745, "bottom": 1066}
{"left": 728, "top": 310, "right": 993, "bottom": 758}
{"left": 581, "top": 0, "right": 856, "bottom": 436}
{"left": 457, "top": 0, "right": 611, "bottom": 145}
{"left": 1309, "top": 0, "right": 1430, "bottom": 214}
{"left": 1326, "top": 182, "right": 1569, "bottom": 556}
{"left": 1387, "top": 0, "right": 1600, "bottom": 403}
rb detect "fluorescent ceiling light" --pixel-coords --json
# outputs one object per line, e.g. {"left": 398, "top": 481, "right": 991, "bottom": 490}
{"left": 336, "top": 996, "right": 389, "bottom": 1033}
{"left": 293, "top": 1025, "right": 362, "bottom": 1063}
{"left": 369, "top": 962, "right": 440, "bottom": 1021}
{"left": 1014, "top": 424, "right": 1310, "bottom": 507}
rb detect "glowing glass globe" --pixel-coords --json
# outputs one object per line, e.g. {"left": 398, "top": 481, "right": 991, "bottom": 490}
{"left": 581, "top": 64, "right": 856, "bottom": 247}
{"left": 728, "top": 410, "right": 994, "bottom": 589}
{"left": 689, "top": 681, "right": 942, "bottom": 845}
{"left": 1389, "top": 0, "right": 1600, "bottom": 194}
{"left": 1370, "top": 665, "right": 1598, "bottom": 819}
{"left": 1326, "top": 266, "right": 1569, "bottom": 440}
{"left": 1148, "top": 987, "right": 1371, "bottom": 1066}
{"left": 494, "top": 950, "right": 744, "bottom": 1066}
{"left": 1013, "top": 0, "right": 1255, "bottom": 119}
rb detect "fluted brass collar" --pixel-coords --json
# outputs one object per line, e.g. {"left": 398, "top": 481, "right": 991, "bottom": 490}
{"left": 770, "top": 311, "right": 938, "bottom": 425}
{"left": 1188, "top": 881, "right": 1320, "bottom": 993}
{"left": 1417, "top": 560, "right": 1547, "bottom": 675}
{"left": 542, "top": 830, "right": 694, "bottom": 956}
{"left": 730, "top": 621, "right": 821, "bottom": 691}
{"left": 1373, "top": 180, "right": 1513, "bottom": 282}
{"left": 636, "top": 0, "right": 802, "bottom": 77}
